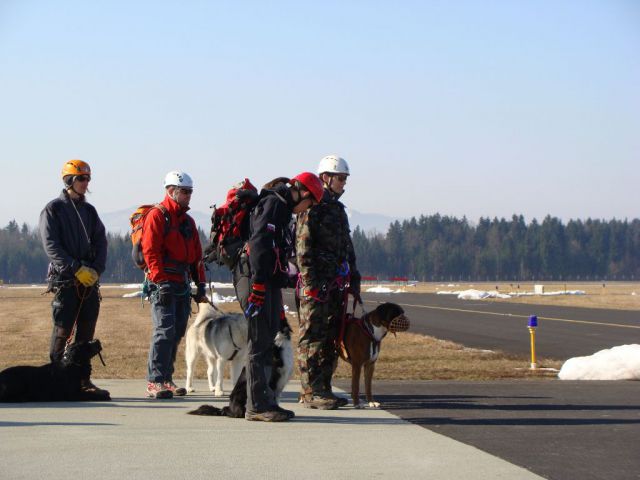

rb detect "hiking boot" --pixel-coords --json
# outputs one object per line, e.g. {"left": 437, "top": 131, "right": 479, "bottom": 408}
{"left": 326, "top": 391, "right": 349, "bottom": 407}
{"left": 146, "top": 382, "right": 173, "bottom": 399}
{"left": 245, "top": 410, "right": 290, "bottom": 422}
{"left": 302, "top": 395, "right": 338, "bottom": 410}
{"left": 80, "top": 379, "right": 111, "bottom": 398}
{"left": 275, "top": 405, "right": 295, "bottom": 419}
{"left": 164, "top": 380, "right": 187, "bottom": 396}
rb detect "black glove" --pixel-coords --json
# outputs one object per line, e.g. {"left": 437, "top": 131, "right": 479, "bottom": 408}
{"left": 245, "top": 283, "right": 266, "bottom": 318}
{"left": 194, "top": 282, "right": 208, "bottom": 303}
{"left": 156, "top": 282, "right": 172, "bottom": 307}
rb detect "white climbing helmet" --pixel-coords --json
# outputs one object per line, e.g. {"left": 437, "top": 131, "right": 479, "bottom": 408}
{"left": 163, "top": 171, "right": 194, "bottom": 189}
{"left": 317, "top": 155, "right": 350, "bottom": 176}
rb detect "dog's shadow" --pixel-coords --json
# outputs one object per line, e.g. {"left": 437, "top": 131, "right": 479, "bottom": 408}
{"left": 0, "top": 420, "right": 117, "bottom": 427}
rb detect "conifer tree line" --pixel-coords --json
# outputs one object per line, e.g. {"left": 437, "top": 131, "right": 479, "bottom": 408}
{"left": 1, "top": 215, "right": 639, "bottom": 284}
{"left": 352, "top": 215, "right": 640, "bottom": 281}
{"left": 0, "top": 220, "right": 228, "bottom": 284}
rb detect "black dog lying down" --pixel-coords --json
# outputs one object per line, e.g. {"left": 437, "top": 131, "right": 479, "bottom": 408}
{"left": 188, "top": 367, "right": 249, "bottom": 418}
{"left": 188, "top": 323, "right": 293, "bottom": 418}
{"left": 0, "top": 339, "right": 110, "bottom": 402}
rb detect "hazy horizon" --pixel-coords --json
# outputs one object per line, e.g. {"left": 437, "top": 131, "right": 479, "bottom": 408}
{"left": 1, "top": 1, "right": 638, "bottom": 227}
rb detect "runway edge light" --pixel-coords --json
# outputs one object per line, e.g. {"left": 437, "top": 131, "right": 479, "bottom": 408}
{"left": 527, "top": 315, "right": 538, "bottom": 369}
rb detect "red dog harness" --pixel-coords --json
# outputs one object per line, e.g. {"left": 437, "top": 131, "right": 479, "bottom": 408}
{"left": 337, "top": 294, "right": 386, "bottom": 362}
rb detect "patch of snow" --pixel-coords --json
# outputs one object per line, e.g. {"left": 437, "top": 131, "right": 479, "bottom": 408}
{"left": 122, "top": 291, "right": 143, "bottom": 298}
{"left": 558, "top": 344, "right": 640, "bottom": 380}
{"left": 545, "top": 290, "right": 585, "bottom": 296}
{"left": 457, "top": 289, "right": 511, "bottom": 300}
{"left": 462, "top": 347, "right": 495, "bottom": 354}
{"left": 439, "top": 288, "right": 587, "bottom": 300}
{"left": 211, "top": 292, "right": 236, "bottom": 303}
{"left": 366, "top": 286, "right": 405, "bottom": 293}
{"left": 366, "top": 287, "right": 394, "bottom": 293}
{"left": 509, "top": 290, "right": 586, "bottom": 297}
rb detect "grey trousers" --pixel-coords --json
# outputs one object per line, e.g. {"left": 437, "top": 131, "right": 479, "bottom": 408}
{"left": 147, "top": 282, "right": 191, "bottom": 383}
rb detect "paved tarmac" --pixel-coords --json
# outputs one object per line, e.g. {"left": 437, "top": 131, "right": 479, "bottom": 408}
{"left": 0, "top": 380, "right": 544, "bottom": 480}
{"left": 334, "top": 379, "right": 640, "bottom": 480}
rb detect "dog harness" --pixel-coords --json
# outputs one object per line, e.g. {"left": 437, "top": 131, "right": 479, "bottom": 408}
{"left": 337, "top": 295, "right": 388, "bottom": 363}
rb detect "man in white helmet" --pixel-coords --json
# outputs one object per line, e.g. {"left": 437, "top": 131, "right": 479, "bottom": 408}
{"left": 295, "top": 155, "right": 361, "bottom": 409}
{"left": 141, "top": 171, "right": 208, "bottom": 399}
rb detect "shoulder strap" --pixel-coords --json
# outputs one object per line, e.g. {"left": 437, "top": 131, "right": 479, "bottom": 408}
{"left": 154, "top": 204, "right": 171, "bottom": 236}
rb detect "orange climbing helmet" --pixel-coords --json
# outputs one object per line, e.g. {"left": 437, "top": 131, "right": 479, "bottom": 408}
{"left": 61, "top": 159, "right": 91, "bottom": 179}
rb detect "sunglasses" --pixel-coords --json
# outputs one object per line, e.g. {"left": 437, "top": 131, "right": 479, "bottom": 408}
{"left": 179, "top": 188, "right": 193, "bottom": 195}
{"left": 75, "top": 175, "right": 91, "bottom": 182}
{"left": 333, "top": 174, "right": 348, "bottom": 182}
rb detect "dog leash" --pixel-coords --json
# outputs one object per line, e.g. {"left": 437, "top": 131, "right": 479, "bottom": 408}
{"left": 63, "top": 282, "right": 93, "bottom": 353}
{"left": 226, "top": 324, "right": 241, "bottom": 361}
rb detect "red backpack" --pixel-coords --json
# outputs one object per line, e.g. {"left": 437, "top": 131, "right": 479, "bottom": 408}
{"left": 203, "top": 178, "right": 259, "bottom": 268}
{"left": 129, "top": 204, "right": 170, "bottom": 269}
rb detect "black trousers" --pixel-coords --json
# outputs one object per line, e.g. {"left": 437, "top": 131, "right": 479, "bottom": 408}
{"left": 49, "top": 283, "right": 100, "bottom": 366}
{"left": 245, "top": 283, "right": 282, "bottom": 413}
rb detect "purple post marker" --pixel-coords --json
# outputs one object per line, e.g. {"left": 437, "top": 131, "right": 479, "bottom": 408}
{"left": 527, "top": 315, "right": 538, "bottom": 369}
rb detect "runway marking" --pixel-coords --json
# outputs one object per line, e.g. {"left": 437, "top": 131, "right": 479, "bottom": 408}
{"left": 366, "top": 301, "right": 640, "bottom": 330}
{"left": 282, "top": 291, "right": 639, "bottom": 329}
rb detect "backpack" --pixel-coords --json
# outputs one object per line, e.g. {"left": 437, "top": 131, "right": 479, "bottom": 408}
{"left": 203, "top": 178, "right": 259, "bottom": 268}
{"left": 129, "top": 204, "right": 170, "bottom": 269}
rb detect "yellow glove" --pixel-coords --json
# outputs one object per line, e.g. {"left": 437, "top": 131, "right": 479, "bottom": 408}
{"left": 75, "top": 265, "right": 99, "bottom": 287}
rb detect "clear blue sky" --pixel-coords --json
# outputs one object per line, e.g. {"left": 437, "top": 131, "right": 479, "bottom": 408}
{"left": 1, "top": 0, "right": 638, "bottom": 228}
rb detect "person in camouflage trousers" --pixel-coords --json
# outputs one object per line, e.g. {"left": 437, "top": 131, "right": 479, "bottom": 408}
{"left": 296, "top": 155, "right": 361, "bottom": 410}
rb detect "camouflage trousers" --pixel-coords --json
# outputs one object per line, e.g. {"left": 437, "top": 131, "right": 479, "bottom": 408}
{"left": 297, "top": 288, "right": 345, "bottom": 396}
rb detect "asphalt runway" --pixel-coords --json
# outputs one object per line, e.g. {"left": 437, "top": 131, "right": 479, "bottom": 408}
{"left": 280, "top": 290, "right": 640, "bottom": 360}
{"left": 221, "top": 287, "right": 640, "bottom": 479}
{"left": 333, "top": 379, "right": 640, "bottom": 480}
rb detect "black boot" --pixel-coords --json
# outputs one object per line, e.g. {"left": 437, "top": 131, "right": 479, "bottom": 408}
{"left": 80, "top": 364, "right": 110, "bottom": 399}
{"left": 80, "top": 378, "right": 111, "bottom": 398}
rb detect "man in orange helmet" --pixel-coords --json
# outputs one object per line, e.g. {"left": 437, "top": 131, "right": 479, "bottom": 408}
{"left": 39, "top": 159, "right": 110, "bottom": 398}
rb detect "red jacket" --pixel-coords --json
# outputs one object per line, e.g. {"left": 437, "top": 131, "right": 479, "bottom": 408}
{"left": 141, "top": 195, "right": 205, "bottom": 284}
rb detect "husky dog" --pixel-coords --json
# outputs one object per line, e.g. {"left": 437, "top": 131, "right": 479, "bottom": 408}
{"left": 184, "top": 303, "right": 249, "bottom": 396}
{"left": 187, "top": 309, "right": 294, "bottom": 418}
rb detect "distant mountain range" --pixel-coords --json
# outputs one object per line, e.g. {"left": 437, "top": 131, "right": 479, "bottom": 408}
{"left": 101, "top": 207, "right": 398, "bottom": 236}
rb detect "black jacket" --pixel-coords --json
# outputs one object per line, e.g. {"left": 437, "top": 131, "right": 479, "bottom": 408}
{"left": 39, "top": 190, "right": 108, "bottom": 280}
{"left": 248, "top": 184, "right": 295, "bottom": 287}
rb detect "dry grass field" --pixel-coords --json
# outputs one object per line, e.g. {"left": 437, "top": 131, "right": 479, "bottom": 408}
{"left": 0, "top": 284, "right": 566, "bottom": 384}
{"left": 381, "top": 281, "right": 640, "bottom": 311}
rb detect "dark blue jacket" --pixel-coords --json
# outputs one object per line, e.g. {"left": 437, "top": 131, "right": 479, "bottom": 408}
{"left": 248, "top": 184, "right": 294, "bottom": 287}
{"left": 39, "top": 190, "right": 107, "bottom": 280}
